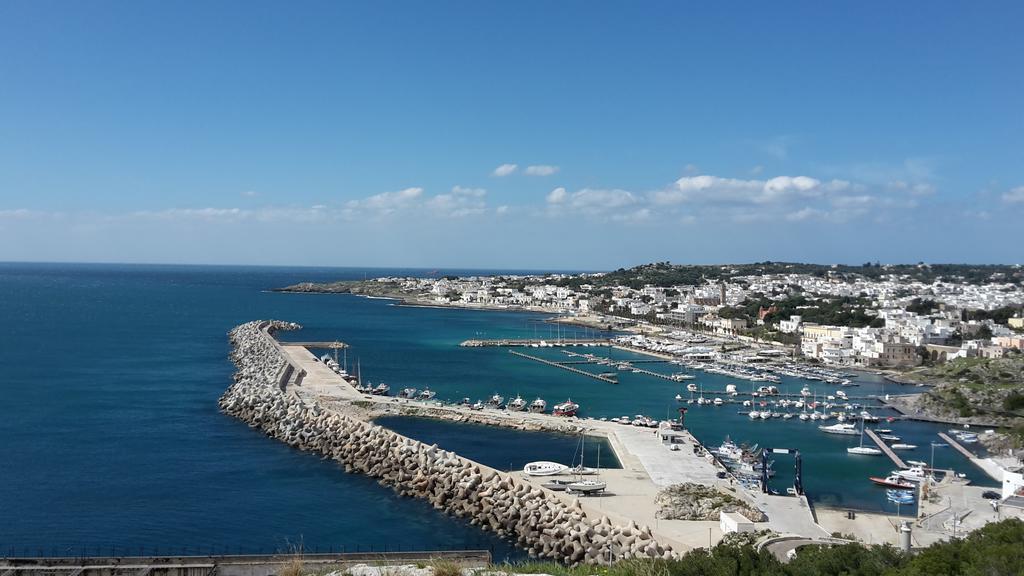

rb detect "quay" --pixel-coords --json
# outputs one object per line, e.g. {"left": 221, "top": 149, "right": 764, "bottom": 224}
{"left": 935, "top": 432, "right": 1005, "bottom": 482}
{"left": 0, "top": 550, "right": 491, "bottom": 576}
{"left": 863, "top": 428, "right": 907, "bottom": 469}
{"left": 508, "top": 350, "right": 618, "bottom": 384}
{"left": 938, "top": 432, "right": 976, "bottom": 461}
{"left": 460, "top": 338, "right": 611, "bottom": 347}
{"left": 272, "top": 333, "right": 831, "bottom": 551}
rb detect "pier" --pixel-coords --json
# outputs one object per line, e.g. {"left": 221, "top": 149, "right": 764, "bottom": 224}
{"left": 460, "top": 338, "right": 611, "bottom": 347}
{"left": 863, "top": 428, "right": 907, "bottom": 469}
{"left": 938, "top": 432, "right": 976, "bottom": 460}
{"left": 508, "top": 350, "right": 618, "bottom": 384}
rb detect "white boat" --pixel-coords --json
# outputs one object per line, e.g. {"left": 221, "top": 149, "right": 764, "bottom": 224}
{"left": 399, "top": 387, "right": 418, "bottom": 399}
{"left": 488, "top": 393, "right": 504, "bottom": 407}
{"left": 759, "top": 411, "right": 770, "bottom": 420}
{"left": 819, "top": 423, "right": 858, "bottom": 435}
{"left": 891, "top": 443, "right": 918, "bottom": 450}
{"left": 713, "top": 397, "right": 724, "bottom": 406}
{"left": 569, "top": 465, "right": 598, "bottom": 475}
{"left": 524, "top": 461, "right": 569, "bottom": 476}
{"left": 836, "top": 390, "right": 848, "bottom": 400}
{"left": 470, "top": 400, "right": 484, "bottom": 410}
{"left": 508, "top": 395, "right": 527, "bottom": 411}
{"left": 848, "top": 420, "right": 882, "bottom": 455}
{"left": 748, "top": 410, "right": 760, "bottom": 419}
{"left": 686, "top": 383, "right": 698, "bottom": 392}
{"left": 894, "top": 466, "right": 928, "bottom": 483}
{"left": 674, "top": 393, "right": 683, "bottom": 401}
{"left": 800, "top": 386, "right": 812, "bottom": 397}
{"left": 529, "top": 397, "right": 547, "bottom": 413}
{"left": 782, "top": 413, "right": 794, "bottom": 419}
{"left": 798, "top": 412, "right": 809, "bottom": 421}
{"left": 566, "top": 479, "right": 607, "bottom": 494}
{"left": 417, "top": 388, "right": 436, "bottom": 400}
{"left": 554, "top": 399, "right": 579, "bottom": 417}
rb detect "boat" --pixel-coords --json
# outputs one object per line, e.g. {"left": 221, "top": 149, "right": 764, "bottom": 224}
{"left": 686, "top": 383, "right": 698, "bottom": 392}
{"left": 906, "top": 460, "right": 928, "bottom": 468}
{"left": 399, "top": 387, "right": 418, "bottom": 399}
{"left": 567, "top": 479, "right": 607, "bottom": 494}
{"left": 819, "top": 423, "right": 858, "bottom": 435}
{"left": 372, "top": 382, "right": 390, "bottom": 396}
{"left": 553, "top": 399, "right": 579, "bottom": 417}
{"left": 417, "top": 388, "right": 436, "bottom": 400}
{"left": 714, "top": 439, "right": 744, "bottom": 461}
{"left": 712, "top": 397, "right": 724, "bottom": 406}
{"left": 870, "top": 475, "right": 916, "bottom": 489}
{"left": 569, "top": 465, "right": 598, "bottom": 475}
{"left": 541, "top": 479, "right": 574, "bottom": 491}
{"left": 470, "top": 400, "right": 484, "bottom": 410}
{"left": 894, "top": 466, "right": 929, "bottom": 482}
{"left": 748, "top": 410, "right": 760, "bottom": 419}
{"left": 800, "top": 386, "right": 812, "bottom": 397}
{"left": 848, "top": 420, "right": 883, "bottom": 455}
{"left": 879, "top": 434, "right": 901, "bottom": 441}
{"left": 487, "top": 393, "right": 504, "bottom": 408}
{"left": 508, "top": 395, "right": 527, "bottom": 411}
{"left": 529, "top": 397, "right": 547, "bottom": 413}
{"left": 523, "top": 461, "right": 569, "bottom": 476}
{"left": 891, "top": 443, "right": 918, "bottom": 450}
{"left": 875, "top": 428, "right": 893, "bottom": 434}
{"left": 886, "top": 489, "right": 915, "bottom": 504}
{"left": 836, "top": 390, "right": 848, "bottom": 400}
{"left": 859, "top": 411, "right": 880, "bottom": 423}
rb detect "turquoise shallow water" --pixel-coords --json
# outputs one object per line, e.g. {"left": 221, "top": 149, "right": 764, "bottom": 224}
{"left": 0, "top": 263, "right": 997, "bottom": 556}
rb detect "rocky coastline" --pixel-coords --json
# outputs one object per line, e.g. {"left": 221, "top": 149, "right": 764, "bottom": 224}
{"left": 219, "top": 320, "right": 675, "bottom": 565}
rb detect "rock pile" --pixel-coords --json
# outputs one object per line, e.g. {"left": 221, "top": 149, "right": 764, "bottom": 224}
{"left": 654, "top": 483, "right": 766, "bottom": 522}
{"left": 220, "top": 321, "right": 676, "bottom": 565}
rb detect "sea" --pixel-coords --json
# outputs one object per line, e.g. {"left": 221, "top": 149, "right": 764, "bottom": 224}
{"left": 0, "top": 263, "right": 998, "bottom": 558}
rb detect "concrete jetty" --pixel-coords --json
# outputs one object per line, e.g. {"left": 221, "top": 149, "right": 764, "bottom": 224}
{"left": 863, "top": 428, "right": 907, "bottom": 469}
{"left": 460, "top": 339, "right": 611, "bottom": 347}
{"left": 508, "top": 350, "right": 618, "bottom": 384}
{"left": 220, "top": 321, "right": 675, "bottom": 565}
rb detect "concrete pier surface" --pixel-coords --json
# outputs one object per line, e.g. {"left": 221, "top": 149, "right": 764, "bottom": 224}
{"left": 276, "top": 342, "right": 828, "bottom": 550}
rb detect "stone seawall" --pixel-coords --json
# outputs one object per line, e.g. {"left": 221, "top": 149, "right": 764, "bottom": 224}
{"left": 219, "top": 321, "right": 675, "bottom": 565}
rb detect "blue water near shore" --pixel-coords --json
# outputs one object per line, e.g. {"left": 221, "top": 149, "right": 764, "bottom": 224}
{"left": 0, "top": 263, "right": 998, "bottom": 556}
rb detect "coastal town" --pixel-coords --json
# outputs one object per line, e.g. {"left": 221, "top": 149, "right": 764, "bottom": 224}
{"left": 288, "top": 262, "right": 1024, "bottom": 370}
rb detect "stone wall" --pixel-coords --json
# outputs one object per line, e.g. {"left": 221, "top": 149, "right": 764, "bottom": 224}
{"left": 219, "top": 321, "right": 675, "bottom": 565}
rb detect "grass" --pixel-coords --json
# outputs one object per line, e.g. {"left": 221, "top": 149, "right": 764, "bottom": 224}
{"left": 429, "top": 559, "right": 464, "bottom": 576}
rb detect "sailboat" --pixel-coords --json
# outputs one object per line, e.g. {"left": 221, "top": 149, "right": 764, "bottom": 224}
{"left": 848, "top": 419, "right": 883, "bottom": 456}
{"left": 567, "top": 436, "right": 606, "bottom": 495}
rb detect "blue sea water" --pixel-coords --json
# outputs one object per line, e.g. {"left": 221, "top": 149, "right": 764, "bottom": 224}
{"left": 0, "top": 263, "right": 998, "bottom": 556}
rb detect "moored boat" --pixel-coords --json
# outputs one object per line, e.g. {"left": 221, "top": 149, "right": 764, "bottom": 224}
{"left": 553, "top": 398, "right": 579, "bottom": 417}
{"left": 524, "top": 461, "right": 569, "bottom": 476}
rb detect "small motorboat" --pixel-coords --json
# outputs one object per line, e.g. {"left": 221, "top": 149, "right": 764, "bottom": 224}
{"left": 848, "top": 446, "right": 883, "bottom": 456}
{"left": 417, "top": 388, "right": 436, "bottom": 400}
{"left": 529, "top": 397, "right": 547, "bottom": 413}
{"left": 569, "top": 465, "right": 598, "bottom": 475}
{"left": 541, "top": 479, "right": 573, "bottom": 491}
{"left": 507, "top": 395, "right": 527, "bottom": 411}
{"left": 523, "top": 461, "right": 569, "bottom": 476}
{"left": 870, "top": 475, "right": 916, "bottom": 490}
{"left": 891, "top": 443, "right": 918, "bottom": 450}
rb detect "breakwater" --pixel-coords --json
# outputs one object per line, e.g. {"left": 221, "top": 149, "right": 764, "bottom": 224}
{"left": 219, "top": 321, "right": 675, "bottom": 565}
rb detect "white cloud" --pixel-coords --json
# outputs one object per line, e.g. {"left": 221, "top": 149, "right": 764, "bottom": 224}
{"left": 524, "top": 165, "right": 559, "bottom": 176}
{"left": 1002, "top": 186, "right": 1024, "bottom": 204}
{"left": 345, "top": 187, "right": 424, "bottom": 216}
{"left": 650, "top": 174, "right": 850, "bottom": 206}
{"left": 546, "top": 187, "right": 568, "bottom": 204}
{"left": 492, "top": 163, "right": 518, "bottom": 177}
{"left": 496, "top": 205, "right": 509, "bottom": 215}
{"left": 240, "top": 190, "right": 259, "bottom": 198}
{"left": 425, "top": 186, "right": 488, "bottom": 218}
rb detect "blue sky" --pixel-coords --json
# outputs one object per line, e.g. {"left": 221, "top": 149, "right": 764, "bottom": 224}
{"left": 1, "top": 1, "right": 1021, "bottom": 269}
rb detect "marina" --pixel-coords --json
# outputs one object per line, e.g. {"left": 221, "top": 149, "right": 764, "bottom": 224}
{"left": 507, "top": 350, "right": 619, "bottom": 384}
{"left": 864, "top": 428, "right": 908, "bottom": 469}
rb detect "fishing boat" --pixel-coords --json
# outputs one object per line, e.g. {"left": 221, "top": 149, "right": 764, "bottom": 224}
{"left": 686, "top": 382, "right": 698, "bottom": 392}
{"left": 523, "top": 461, "right": 569, "bottom": 476}
{"left": 748, "top": 410, "right": 761, "bottom": 419}
{"left": 529, "top": 397, "right": 547, "bottom": 413}
{"left": 713, "top": 397, "right": 724, "bottom": 406}
{"left": 507, "top": 395, "right": 527, "bottom": 411}
{"left": 470, "top": 400, "right": 484, "bottom": 410}
{"left": 417, "top": 388, "right": 436, "bottom": 400}
{"left": 372, "top": 382, "right": 390, "bottom": 396}
{"left": 487, "top": 393, "right": 504, "bottom": 408}
{"left": 891, "top": 443, "right": 918, "bottom": 450}
{"left": 553, "top": 399, "right": 579, "bottom": 417}
{"left": 569, "top": 465, "right": 598, "bottom": 475}
{"left": 848, "top": 420, "right": 883, "bottom": 455}
{"left": 870, "top": 475, "right": 916, "bottom": 489}
{"left": 399, "top": 387, "right": 418, "bottom": 399}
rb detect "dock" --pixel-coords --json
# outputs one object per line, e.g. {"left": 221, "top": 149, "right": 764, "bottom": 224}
{"left": 279, "top": 341, "right": 350, "bottom": 348}
{"left": 938, "top": 432, "right": 976, "bottom": 460}
{"left": 863, "top": 428, "right": 907, "bottom": 468}
{"left": 508, "top": 350, "right": 618, "bottom": 384}
{"left": 460, "top": 338, "right": 611, "bottom": 347}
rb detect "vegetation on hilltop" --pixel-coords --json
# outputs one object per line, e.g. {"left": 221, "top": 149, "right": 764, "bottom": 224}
{"left": 719, "top": 294, "right": 884, "bottom": 328}
{"left": 554, "top": 262, "right": 1024, "bottom": 289}
{"left": 496, "top": 518, "right": 1024, "bottom": 576}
